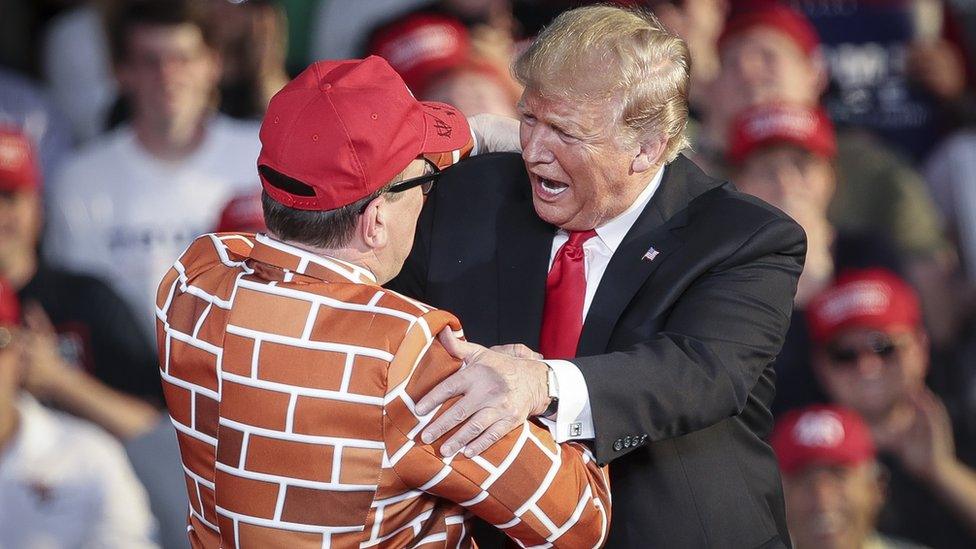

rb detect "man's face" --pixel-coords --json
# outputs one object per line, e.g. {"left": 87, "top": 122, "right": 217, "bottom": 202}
{"left": 814, "top": 326, "right": 929, "bottom": 420}
{"left": 714, "top": 28, "right": 820, "bottom": 121}
{"left": 517, "top": 88, "right": 650, "bottom": 231}
{"left": 377, "top": 159, "right": 427, "bottom": 283}
{"left": 783, "top": 463, "right": 884, "bottom": 549}
{"left": 735, "top": 145, "right": 835, "bottom": 214}
{"left": 0, "top": 190, "right": 41, "bottom": 267}
{"left": 117, "top": 23, "right": 220, "bottom": 127}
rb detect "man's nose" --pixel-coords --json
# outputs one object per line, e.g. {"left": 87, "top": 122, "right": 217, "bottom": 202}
{"left": 735, "top": 50, "right": 767, "bottom": 85}
{"left": 854, "top": 350, "right": 886, "bottom": 377}
{"left": 807, "top": 471, "right": 843, "bottom": 507}
{"left": 522, "top": 125, "right": 554, "bottom": 164}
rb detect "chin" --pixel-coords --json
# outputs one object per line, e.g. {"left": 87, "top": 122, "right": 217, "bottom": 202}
{"left": 531, "top": 196, "right": 567, "bottom": 227}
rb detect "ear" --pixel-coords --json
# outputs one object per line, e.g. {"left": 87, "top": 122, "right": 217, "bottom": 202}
{"left": 631, "top": 132, "right": 668, "bottom": 174}
{"left": 358, "top": 195, "right": 389, "bottom": 250}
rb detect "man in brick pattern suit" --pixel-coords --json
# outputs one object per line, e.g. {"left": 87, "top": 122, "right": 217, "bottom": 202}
{"left": 156, "top": 57, "right": 611, "bottom": 548}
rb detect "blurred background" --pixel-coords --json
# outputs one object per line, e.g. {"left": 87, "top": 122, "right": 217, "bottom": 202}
{"left": 1, "top": 0, "right": 976, "bottom": 547}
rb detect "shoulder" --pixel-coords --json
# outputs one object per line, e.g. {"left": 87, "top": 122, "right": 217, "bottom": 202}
{"left": 297, "top": 282, "right": 458, "bottom": 342}
{"left": 158, "top": 233, "right": 255, "bottom": 304}
{"left": 29, "top": 265, "right": 119, "bottom": 300}
{"left": 682, "top": 158, "right": 803, "bottom": 245}
{"left": 208, "top": 116, "right": 262, "bottom": 151}
{"left": 436, "top": 152, "right": 528, "bottom": 200}
{"left": 51, "top": 128, "right": 130, "bottom": 192}
{"left": 670, "top": 175, "right": 806, "bottom": 268}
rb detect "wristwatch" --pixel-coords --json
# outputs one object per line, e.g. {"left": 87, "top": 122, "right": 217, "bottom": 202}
{"left": 542, "top": 364, "right": 559, "bottom": 418}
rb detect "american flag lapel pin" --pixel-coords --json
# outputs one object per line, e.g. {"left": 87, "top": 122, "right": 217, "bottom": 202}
{"left": 641, "top": 246, "right": 659, "bottom": 262}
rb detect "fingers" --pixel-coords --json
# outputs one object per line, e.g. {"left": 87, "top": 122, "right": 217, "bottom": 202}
{"left": 416, "top": 367, "right": 469, "bottom": 416}
{"left": 463, "top": 416, "right": 520, "bottom": 457}
{"left": 419, "top": 392, "right": 477, "bottom": 445}
{"left": 437, "top": 408, "right": 504, "bottom": 457}
{"left": 437, "top": 327, "right": 477, "bottom": 358}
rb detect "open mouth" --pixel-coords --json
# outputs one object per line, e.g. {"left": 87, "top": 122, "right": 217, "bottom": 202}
{"left": 537, "top": 176, "right": 569, "bottom": 198}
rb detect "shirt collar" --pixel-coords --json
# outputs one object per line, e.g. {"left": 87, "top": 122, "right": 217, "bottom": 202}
{"left": 250, "top": 233, "right": 378, "bottom": 285}
{"left": 593, "top": 165, "right": 665, "bottom": 253}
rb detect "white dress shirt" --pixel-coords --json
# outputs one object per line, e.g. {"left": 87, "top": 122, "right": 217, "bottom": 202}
{"left": 541, "top": 166, "right": 665, "bottom": 442}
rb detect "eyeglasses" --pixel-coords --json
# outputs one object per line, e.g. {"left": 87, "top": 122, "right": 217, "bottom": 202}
{"left": 387, "top": 158, "right": 441, "bottom": 196}
{"left": 358, "top": 159, "right": 441, "bottom": 214}
{"left": 824, "top": 333, "right": 908, "bottom": 366}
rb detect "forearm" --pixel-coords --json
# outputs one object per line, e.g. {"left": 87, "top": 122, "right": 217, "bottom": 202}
{"left": 577, "top": 336, "right": 768, "bottom": 444}
{"left": 388, "top": 315, "right": 611, "bottom": 547}
{"left": 44, "top": 369, "right": 160, "bottom": 440}
{"left": 393, "top": 420, "right": 611, "bottom": 548}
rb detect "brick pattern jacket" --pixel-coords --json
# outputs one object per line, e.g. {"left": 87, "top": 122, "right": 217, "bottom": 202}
{"left": 155, "top": 232, "right": 611, "bottom": 548}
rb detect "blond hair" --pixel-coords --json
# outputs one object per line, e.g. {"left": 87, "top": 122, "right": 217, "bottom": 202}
{"left": 513, "top": 5, "right": 691, "bottom": 163}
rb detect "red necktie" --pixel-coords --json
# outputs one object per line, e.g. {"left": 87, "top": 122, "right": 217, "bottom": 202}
{"left": 539, "top": 230, "right": 597, "bottom": 359}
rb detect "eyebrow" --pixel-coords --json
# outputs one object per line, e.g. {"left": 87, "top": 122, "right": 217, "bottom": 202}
{"left": 517, "top": 100, "right": 594, "bottom": 139}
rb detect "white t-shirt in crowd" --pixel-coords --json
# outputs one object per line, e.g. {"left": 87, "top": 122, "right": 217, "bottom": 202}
{"left": 44, "top": 116, "right": 261, "bottom": 340}
{"left": 0, "top": 395, "right": 158, "bottom": 548}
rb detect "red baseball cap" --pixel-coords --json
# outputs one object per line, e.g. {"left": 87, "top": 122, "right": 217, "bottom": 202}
{"left": 728, "top": 103, "right": 836, "bottom": 165}
{"left": 369, "top": 13, "right": 470, "bottom": 96}
{"left": 258, "top": 56, "right": 472, "bottom": 211}
{"left": 772, "top": 404, "right": 876, "bottom": 475}
{"left": 719, "top": 3, "right": 820, "bottom": 57}
{"left": 807, "top": 269, "right": 922, "bottom": 344}
{"left": 0, "top": 279, "right": 20, "bottom": 327}
{"left": 0, "top": 127, "right": 40, "bottom": 192}
{"left": 216, "top": 192, "right": 266, "bottom": 233}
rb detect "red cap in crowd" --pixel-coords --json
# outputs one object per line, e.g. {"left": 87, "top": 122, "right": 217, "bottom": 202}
{"left": 807, "top": 269, "right": 922, "bottom": 344}
{"left": 728, "top": 103, "right": 836, "bottom": 165}
{"left": 369, "top": 13, "right": 470, "bottom": 96}
{"left": 0, "top": 279, "right": 20, "bottom": 328}
{"left": 216, "top": 192, "right": 266, "bottom": 233}
{"left": 772, "top": 404, "right": 876, "bottom": 475}
{"left": 0, "top": 127, "right": 40, "bottom": 192}
{"left": 258, "top": 56, "right": 471, "bottom": 211}
{"left": 719, "top": 3, "right": 820, "bottom": 56}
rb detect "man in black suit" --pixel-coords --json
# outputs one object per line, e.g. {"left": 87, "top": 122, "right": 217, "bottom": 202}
{"left": 389, "top": 5, "right": 805, "bottom": 547}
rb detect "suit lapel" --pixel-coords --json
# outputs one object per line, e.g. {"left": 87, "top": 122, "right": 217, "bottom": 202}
{"left": 497, "top": 188, "right": 555, "bottom": 349}
{"left": 577, "top": 157, "right": 703, "bottom": 356}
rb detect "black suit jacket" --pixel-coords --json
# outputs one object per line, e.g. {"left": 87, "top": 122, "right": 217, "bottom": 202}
{"left": 389, "top": 153, "right": 805, "bottom": 548}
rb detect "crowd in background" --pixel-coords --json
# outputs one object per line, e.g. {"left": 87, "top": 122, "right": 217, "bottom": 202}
{"left": 2, "top": 0, "right": 976, "bottom": 547}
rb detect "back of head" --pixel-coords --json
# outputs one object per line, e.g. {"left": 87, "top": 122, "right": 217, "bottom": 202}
{"left": 256, "top": 57, "right": 471, "bottom": 251}
{"left": 513, "top": 5, "right": 691, "bottom": 163}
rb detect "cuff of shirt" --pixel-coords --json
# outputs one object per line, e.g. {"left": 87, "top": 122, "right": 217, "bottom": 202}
{"left": 538, "top": 359, "right": 595, "bottom": 442}
{"left": 469, "top": 126, "right": 481, "bottom": 156}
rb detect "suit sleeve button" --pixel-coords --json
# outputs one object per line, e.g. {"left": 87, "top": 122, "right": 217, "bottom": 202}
{"left": 613, "top": 439, "right": 623, "bottom": 451}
